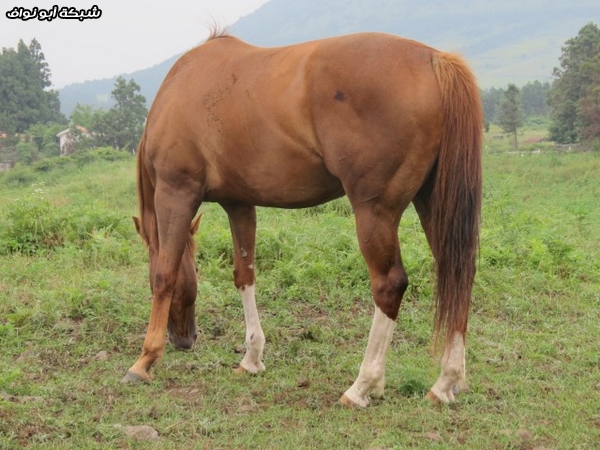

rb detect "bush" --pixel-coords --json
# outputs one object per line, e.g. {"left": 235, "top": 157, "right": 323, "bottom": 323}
{"left": 0, "top": 183, "right": 65, "bottom": 254}
{"left": 0, "top": 165, "right": 36, "bottom": 187}
{"left": 0, "top": 183, "right": 133, "bottom": 260}
{"left": 0, "top": 147, "right": 133, "bottom": 188}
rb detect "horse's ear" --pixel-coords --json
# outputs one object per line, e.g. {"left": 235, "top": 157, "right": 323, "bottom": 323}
{"left": 190, "top": 213, "right": 203, "bottom": 236}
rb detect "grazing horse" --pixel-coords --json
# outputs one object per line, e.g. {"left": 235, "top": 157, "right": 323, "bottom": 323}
{"left": 124, "top": 30, "right": 483, "bottom": 407}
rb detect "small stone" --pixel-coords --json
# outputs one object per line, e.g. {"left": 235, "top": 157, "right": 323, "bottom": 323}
{"left": 423, "top": 431, "right": 442, "bottom": 442}
{"left": 116, "top": 424, "right": 159, "bottom": 440}
{"left": 238, "top": 404, "right": 255, "bottom": 413}
{"left": 517, "top": 429, "right": 532, "bottom": 441}
{"left": 297, "top": 378, "right": 310, "bottom": 388}
{"left": 93, "top": 351, "right": 109, "bottom": 361}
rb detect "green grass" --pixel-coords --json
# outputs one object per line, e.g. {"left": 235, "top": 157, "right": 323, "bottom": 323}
{"left": 0, "top": 142, "right": 599, "bottom": 449}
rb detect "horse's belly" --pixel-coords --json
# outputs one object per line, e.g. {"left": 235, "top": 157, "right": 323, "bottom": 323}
{"left": 205, "top": 159, "right": 345, "bottom": 208}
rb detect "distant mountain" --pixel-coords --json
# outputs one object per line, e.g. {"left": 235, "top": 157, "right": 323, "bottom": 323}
{"left": 59, "top": 54, "right": 180, "bottom": 117}
{"left": 58, "top": 0, "right": 600, "bottom": 116}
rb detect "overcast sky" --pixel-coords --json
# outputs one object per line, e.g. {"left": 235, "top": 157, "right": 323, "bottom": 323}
{"left": 1, "top": 1, "right": 270, "bottom": 88}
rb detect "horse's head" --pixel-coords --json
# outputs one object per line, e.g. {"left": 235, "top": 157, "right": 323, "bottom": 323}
{"left": 133, "top": 214, "right": 202, "bottom": 350}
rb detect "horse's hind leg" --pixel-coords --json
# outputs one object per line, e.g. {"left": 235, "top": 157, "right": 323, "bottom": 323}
{"left": 413, "top": 192, "right": 468, "bottom": 403}
{"left": 340, "top": 204, "right": 407, "bottom": 408}
{"left": 222, "top": 203, "right": 266, "bottom": 374}
{"left": 427, "top": 332, "right": 466, "bottom": 403}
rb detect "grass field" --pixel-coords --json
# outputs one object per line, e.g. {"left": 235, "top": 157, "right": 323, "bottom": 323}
{"left": 0, "top": 142, "right": 599, "bottom": 449}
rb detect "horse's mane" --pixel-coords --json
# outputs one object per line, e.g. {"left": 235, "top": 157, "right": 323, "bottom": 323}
{"left": 206, "top": 26, "right": 231, "bottom": 42}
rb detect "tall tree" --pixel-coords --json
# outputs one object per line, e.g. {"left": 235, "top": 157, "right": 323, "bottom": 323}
{"left": 481, "top": 87, "right": 503, "bottom": 128}
{"left": 0, "top": 39, "right": 65, "bottom": 133}
{"left": 579, "top": 51, "right": 600, "bottom": 141}
{"left": 69, "top": 104, "right": 96, "bottom": 130}
{"left": 548, "top": 22, "right": 600, "bottom": 143}
{"left": 91, "top": 77, "right": 147, "bottom": 151}
{"left": 28, "top": 38, "right": 51, "bottom": 88}
{"left": 521, "top": 80, "right": 551, "bottom": 117}
{"left": 497, "top": 84, "right": 523, "bottom": 149}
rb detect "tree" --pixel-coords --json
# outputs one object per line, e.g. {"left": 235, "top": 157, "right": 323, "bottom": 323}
{"left": 496, "top": 84, "right": 523, "bottom": 149}
{"left": 91, "top": 77, "right": 147, "bottom": 151}
{"left": 0, "top": 39, "right": 65, "bottom": 133}
{"left": 521, "top": 80, "right": 551, "bottom": 117}
{"left": 548, "top": 22, "right": 600, "bottom": 143}
{"left": 482, "top": 81, "right": 550, "bottom": 132}
{"left": 481, "top": 87, "right": 503, "bottom": 127}
{"left": 26, "top": 122, "right": 62, "bottom": 158}
{"left": 69, "top": 104, "right": 96, "bottom": 130}
{"left": 579, "top": 52, "right": 600, "bottom": 141}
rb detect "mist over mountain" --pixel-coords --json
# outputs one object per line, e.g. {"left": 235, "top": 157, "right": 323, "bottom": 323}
{"left": 58, "top": 0, "right": 600, "bottom": 116}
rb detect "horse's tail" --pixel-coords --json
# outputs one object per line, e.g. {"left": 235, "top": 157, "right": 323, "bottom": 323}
{"left": 134, "top": 134, "right": 157, "bottom": 247}
{"left": 429, "top": 52, "right": 483, "bottom": 350}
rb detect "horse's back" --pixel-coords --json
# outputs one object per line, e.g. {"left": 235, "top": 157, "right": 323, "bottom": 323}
{"left": 143, "top": 32, "right": 444, "bottom": 207}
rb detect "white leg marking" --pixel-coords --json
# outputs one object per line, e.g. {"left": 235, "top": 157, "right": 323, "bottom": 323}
{"left": 428, "top": 332, "right": 467, "bottom": 403}
{"left": 342, "top": 307, "right": 396, "bottom": 407}
{"left": 239, "top": 284, "right": 266, "bottom": 373}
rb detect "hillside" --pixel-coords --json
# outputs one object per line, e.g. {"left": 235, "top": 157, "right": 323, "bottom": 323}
{"left": 58, "top": 0, "right": 600, "bottom": 115}
{"left": 59, "top": 54, "right": 180, "bottom": 117}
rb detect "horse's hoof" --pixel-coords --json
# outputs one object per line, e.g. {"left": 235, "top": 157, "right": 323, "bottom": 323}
{"left": 120, "top": 371, "right": 150, "bottom": 384}
{"left": 233, "top": 361, "right": 265, "bottom": 375}
{"left": 338, "top": 394, "right": 365, "bottom": 409}
{"left": 233, "top": 365, "right": 248, "bottom": 375}
{"left": 426, "top": 390, "right": 442, "bottom": 404}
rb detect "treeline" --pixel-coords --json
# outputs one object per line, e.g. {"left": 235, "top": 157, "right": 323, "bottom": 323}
{"left": 0, "top": 39, "right": 65, "bottom": 133}
{"left": 482, "top": 22, "right": 600, "bottom": 147}
{"left": 1, "top": 22, "right": 599, "bottom": 166}
{"left": 0, "top": 39, "right": 66, "bottom": 163}
{"left": 64, "top": 77, "right": 147, "bottom": 153}
{"left": 482, "top": 80, "right": 551, "bottom": 126}
{"left": 0, "top": 39, "right": 146, "bottom": 164}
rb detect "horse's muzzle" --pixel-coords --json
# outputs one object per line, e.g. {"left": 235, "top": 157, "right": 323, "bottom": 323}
{"left": 169, "top": 332, "right": 197, "bottom": 350}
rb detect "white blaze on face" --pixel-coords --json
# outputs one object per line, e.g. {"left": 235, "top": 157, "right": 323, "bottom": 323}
{"left": 239, "top": 284, "right": 266, "bottom": 373}
{"left": 342, "top": 306, "right": 396, "bottom": 407}
{"left": 428, "top": 331, "right": 466, "bottom": 403}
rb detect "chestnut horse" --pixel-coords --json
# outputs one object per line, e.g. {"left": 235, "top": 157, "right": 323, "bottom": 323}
{"left": 124, "top": 30, "right": 482, "bottom": 407}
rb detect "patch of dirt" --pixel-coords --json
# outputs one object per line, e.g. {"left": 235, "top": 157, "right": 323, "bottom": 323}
{"left": 167, "top": 386, "right": 206, "bottom": 407}
{"left": 0, "top": 390, "right": 44, "bottom": 404}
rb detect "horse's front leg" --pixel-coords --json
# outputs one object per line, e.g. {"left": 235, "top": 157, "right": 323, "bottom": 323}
{"left": 223, "top": 203, "right": 266, "bottom": 374}
{"left": 123, "top": 189, "right": 198, "bottom": 383}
